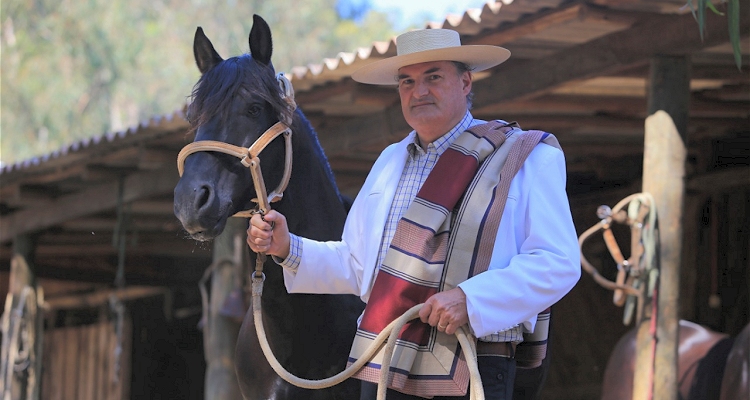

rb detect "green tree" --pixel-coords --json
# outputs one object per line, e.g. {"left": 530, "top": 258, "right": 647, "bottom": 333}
{"left": 0, "top": 0, "right": 397, "bottom": 165}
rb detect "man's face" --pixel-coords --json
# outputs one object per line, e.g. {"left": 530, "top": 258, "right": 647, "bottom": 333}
{"left": 397, "top": 61, "right": 472, "bottom": 144}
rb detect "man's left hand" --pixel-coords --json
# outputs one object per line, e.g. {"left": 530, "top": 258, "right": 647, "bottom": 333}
{"left": 419, "top": 287, "right": 469, "bottom": 336}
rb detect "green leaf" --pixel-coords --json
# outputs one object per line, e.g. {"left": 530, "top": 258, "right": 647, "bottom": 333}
{"left": 728, "top": 0, "right": 742, "bottom": 70}
{"left": 697, "top": 0, "right": 706, "bottom": 41}
{"left": 705, "top": 1, "right": 724, "bottom": 16}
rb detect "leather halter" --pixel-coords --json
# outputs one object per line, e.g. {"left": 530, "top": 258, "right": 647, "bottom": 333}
{"left": 176, "top": 73, "right": 297, "bottom": 218}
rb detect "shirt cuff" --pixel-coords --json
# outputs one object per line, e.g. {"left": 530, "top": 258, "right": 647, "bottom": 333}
{"left": 271, "top": 233, "right": 302, "bottom": 273}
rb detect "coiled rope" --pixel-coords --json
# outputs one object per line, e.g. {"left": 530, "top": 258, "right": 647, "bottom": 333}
{"left": 250, "top": 274, "right": 485, "bottom": 400}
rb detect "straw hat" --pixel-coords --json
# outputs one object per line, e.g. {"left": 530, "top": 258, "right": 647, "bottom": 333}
{"left": 352, "top": 29, "right": 510, "bottom": 85}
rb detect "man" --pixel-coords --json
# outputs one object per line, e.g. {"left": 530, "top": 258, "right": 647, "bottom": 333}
{"left": 247, "top": 28, "right": 580, "bottom": 400}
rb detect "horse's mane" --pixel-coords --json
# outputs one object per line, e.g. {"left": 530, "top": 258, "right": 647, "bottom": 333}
{"left": 292, "top": 113, "right": 345, "bottom": 204}
{"left": 186, "top": 54, "right": 289, "bottom": 135}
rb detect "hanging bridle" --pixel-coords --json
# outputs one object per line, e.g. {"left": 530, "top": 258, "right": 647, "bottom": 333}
{"left": 176, "top": 73, "right": 297, "bottom": 219}
{"left": 578, "top": 192, "right": 658, "bottom": 325}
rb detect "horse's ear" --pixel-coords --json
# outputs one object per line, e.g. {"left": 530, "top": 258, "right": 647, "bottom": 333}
{"left": 249, "top": 15, "right": 273, "bottom": 66}
{"left": 193, "top": 27, "right": 224, "bottom": 74}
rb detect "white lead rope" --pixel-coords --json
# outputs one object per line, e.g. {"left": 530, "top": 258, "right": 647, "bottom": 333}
{"left": 250, "top": 276, "right": 485, "bottom": 400}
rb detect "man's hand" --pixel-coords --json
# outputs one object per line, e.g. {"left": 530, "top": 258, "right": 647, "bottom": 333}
{"left": 246, "top": 210, "right": 291, "bottom": 259}
{"left": 418, "top": 287, "right": 469, "bottom": 336}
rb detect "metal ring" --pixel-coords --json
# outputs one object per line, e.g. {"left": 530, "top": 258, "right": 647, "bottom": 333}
{"left": 257, "top": 212, "right": 275, "bottom": 230}
{"left": 253, "top": 272, "right": 266, "bottom": 282}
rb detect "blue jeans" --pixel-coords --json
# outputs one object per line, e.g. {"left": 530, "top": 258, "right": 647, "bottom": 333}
{"left": 359, "top": 355, "right": 516, "bottom": 400}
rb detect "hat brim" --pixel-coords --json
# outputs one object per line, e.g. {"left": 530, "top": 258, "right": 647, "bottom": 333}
{"left": 351, "top": 45, "right": 510, "bottom": 85}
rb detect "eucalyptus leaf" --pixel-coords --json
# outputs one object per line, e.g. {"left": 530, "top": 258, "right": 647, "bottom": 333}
{"left": 685, "top": 0, "right": 743, "bottom": 71}
{"left": 697, "top": 0, "right": 707, "bottom": 41}
{"left": 705, "top": 1, "right": 724, "bottom": 16}
{"left": 728, "top": 0, "right": 742, "bottom": 70}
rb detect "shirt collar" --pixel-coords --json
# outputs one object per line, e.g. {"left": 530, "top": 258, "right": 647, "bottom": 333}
{"left": 408, "top": 111, "right": 474, "bottom": 157}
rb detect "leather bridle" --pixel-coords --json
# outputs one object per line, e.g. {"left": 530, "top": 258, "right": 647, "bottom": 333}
{"left": 176, "top": 73, "right": 297, "bottom": 218}
{"left": 578, "top": 192, "right": 657, "bottom": 325}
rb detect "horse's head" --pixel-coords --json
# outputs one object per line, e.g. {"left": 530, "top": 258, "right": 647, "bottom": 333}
{"left": 174, "top": 15, "right": 292, "bottom": 240}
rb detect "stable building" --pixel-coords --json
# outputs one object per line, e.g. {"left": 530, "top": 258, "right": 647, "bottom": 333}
{"left": 1, "top": 0, "right": 748, "bottom": 399}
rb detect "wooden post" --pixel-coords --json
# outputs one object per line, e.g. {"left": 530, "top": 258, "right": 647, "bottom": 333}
{"left": 204, "top": 217, "right": 246, "bottom": 400}
{"left": 633, "top": 55, "right": 690, "bottom": 400}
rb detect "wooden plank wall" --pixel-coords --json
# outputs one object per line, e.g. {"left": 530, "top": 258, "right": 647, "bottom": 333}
{"left": 41, "top": 318, "right": 132, "bottom": 400}
{"left": 691, "top": 188, "right": 750, "bottom": 336}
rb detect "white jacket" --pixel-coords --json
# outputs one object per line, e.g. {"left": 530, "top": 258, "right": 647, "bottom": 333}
{"left": 283, "top": 130, "right": 581, "bottom": 337}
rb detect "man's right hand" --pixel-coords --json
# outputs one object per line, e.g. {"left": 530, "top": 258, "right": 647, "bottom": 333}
{"left": 247, "top": 210, "right": 291, "bottom": 260}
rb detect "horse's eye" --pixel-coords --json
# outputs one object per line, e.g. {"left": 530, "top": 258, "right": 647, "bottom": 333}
{"left": 248, "top": 104, "right": 263, "bottom": 117}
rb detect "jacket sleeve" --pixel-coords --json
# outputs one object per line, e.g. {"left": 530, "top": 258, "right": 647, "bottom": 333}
{"left": 281, "top": 171, "right": 372, "bottom": 297}
{"left": 458, "top": 143, "right": 581, "bottom": 337}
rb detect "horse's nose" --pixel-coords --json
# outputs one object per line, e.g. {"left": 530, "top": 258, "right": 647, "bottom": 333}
{"left": 195, "top": 185, "right": 212, "bottom": 211}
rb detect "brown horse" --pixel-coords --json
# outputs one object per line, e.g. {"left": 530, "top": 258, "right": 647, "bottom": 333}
{"left": 601, "top": 320, "right": 748, "bottom": 400}
{"left": 719, "top": 322, "right": 749, "bottom": 400}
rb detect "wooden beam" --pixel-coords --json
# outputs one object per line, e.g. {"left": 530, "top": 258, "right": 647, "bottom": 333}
{"left": 7, "top": 255, "right": 210, "bottom": 286}
{"left": 688, "top": 117, "right": 750, "bottom": 140}
{"left": 0, "top": 167, "right": 179, "bottom": 243}
{"left": 57, "top": 216, "right": 179, "bottom": 232}
{"left": 137, "top": 148, "right": 178, "bottom": 170}
{"left": 616, "top": 62, "right": 750, "bottom": 82}
{"left": 562, "top": 143, "right": 644, "bottom": 160}
{"left": 204, "top": 217, "right": 244, "bottom": 400}
{"left": 475, "top": 95, "right": 646, "bottom": 117}
{"left": 697, "top": 83, "right": 750, "bottom": 102}
{"left": 0, "top": 235, "right": 205, "bottom": 258}
{"left": 129, "top": 200, "right": 177, "bottom": 215}
{"left": 473, "top": 10, "right": 749, "bottom": 107}
{"left": 637, "top": 55, "right": 692, "bottom": 400}
{"left": 328, "top": 157, "right": 378, "bottom": 174}
{"left": 476, "top": 86, "right": 748, "bottom": 119}
{"left": 18, "top": 164, "right": 88, "bottom": 185}
{"left": 295, "top": 80, "right": 356, "bottom": 103}
{"left": 478, "top": 114, "right": 646, "bottom": 137}
{"left": 690, "top": 64, "right": 750, "bottom": 82}
{"left": 686, "top": 166, "right": 750, "bottom": 192}
{"left": 44, "top": 286, "right": 169, "bottom": 311}
{"left": 648, "top": 56, "right": 691, "bottom": 137}
{"left": 468, "top": 3, "right": 637, "bottom": 47}
{"left": 0, "top": 185, "right": 56, "bottom": 208}
{"left": 318, "top": 105, "right": 410, "bottom": 157}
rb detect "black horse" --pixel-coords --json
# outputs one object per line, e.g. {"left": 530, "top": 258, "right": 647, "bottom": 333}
{"left": 173, "top": 15, "right": 364, "bottom": 399}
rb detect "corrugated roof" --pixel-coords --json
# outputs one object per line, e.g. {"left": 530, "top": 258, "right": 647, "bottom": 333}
{"left": 0, "top": 111, "right": 189, "bottom": 177}
{"left": 0, "top": 0, "right": 740, "bottom": 180}
{"left": 286, "top": 0, "right": 561, "bottom": 92}
{"left": 284, "top": 0, "right": 696, "bottom": 92}
{"left": 1, "top": 0, "right": 745, "bottom": 182}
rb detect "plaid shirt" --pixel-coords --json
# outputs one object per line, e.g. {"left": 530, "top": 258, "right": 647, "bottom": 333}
{"left": 375, "top": 111, "right": 473, "bottom": 274}
{"left": 281, "top": 111, "right": 522, "bottom": 343}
